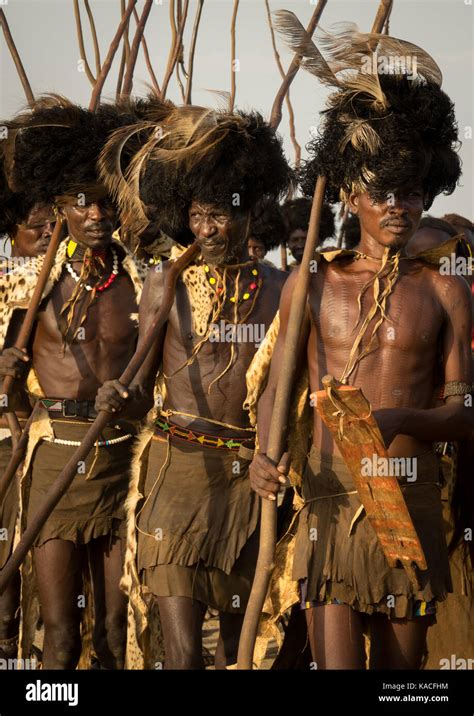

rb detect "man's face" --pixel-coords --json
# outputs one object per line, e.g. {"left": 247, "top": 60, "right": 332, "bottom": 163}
{"left": 188, "top": 201, "right": 249, "bottom": 265}
{"left": 349, "top": 187, "right": 424, "bottom": 251}
{"left": 248, "top": 237, "right": 266, "bottom": 261}
{"left": 62, "top": 197, "right": 117, "bottom": 250}
{"left": 12, "top": 204, "right": 56, "bottom": 258}
{"left": 287, "top": 229, "right": 307, "bottom": 264}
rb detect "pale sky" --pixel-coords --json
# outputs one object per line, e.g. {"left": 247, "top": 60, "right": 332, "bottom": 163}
{"left": 1, "top": 0, "right": 472, "bottom": 259}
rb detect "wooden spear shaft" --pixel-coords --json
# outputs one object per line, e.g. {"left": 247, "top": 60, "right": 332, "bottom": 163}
{"left": 237, "top": 175, "right": 326, "bottom": 669}
{"left": 237, "top": 0, "right": 395, "bottom": 670}
{"left": 0, "top": 402, "right": 42, "bottom": 504}
{"left": 0, "top": 218, "right": 64, "bottom": 403}
{"left": 0, "top": 242, "right": 200, "bottom": 595}
{"left": 0, "top": 218, "right": 64, "bottom": 454}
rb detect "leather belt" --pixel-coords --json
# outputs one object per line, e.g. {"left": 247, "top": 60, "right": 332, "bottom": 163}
{"left": 40, "top": 398, "right": 98, "bottom": 420}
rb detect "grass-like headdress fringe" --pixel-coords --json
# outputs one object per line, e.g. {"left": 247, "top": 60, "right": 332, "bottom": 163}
{"left": 272, "top": 12, "right": 461, "bottom": 207}
{"left": 99, "top": 105, "right": 293, "bottom": 242}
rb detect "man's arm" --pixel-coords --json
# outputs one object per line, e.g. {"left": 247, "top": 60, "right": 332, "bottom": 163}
{"left": 0, "top": 309, "right": 31, "bottom": 415}
{"left": 376, "top": 274, "right": 473, "bottom": 445}
{"left": 250, "top": 267, "right": 311, "bottom": 499}
{"left": 95, "top": 263, "right": 168, "bottom": 420}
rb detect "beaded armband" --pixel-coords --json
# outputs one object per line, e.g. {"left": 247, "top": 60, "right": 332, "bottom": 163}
{"left": 442, "top": 381, "right": 473, "bottom": 399}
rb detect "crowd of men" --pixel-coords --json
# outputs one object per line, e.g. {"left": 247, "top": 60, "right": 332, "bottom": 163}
{"left": 0, "top": 22, "right": 472, "bottom": 671}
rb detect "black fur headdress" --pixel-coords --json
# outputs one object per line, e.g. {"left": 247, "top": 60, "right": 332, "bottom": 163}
{"left": 274, "top": 13, "right": 461, "bottom": 208}
{"left": 2, "top": 94, "right": 141, "bottom": 205}
{"left": 99, "top": 105, "right": 293, "bottom": 243}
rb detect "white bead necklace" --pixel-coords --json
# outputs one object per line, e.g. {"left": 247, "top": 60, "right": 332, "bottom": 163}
{"left": 65, "top": 248, "right": 119, "bottom": 292}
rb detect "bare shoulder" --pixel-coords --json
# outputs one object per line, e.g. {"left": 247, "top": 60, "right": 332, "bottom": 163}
{"left": 140, "top": 260, "right": 169, "bottom": 310}
{"left": 258, "top": 262, "right": 288, "bottom": 291}
{"left": 427, "top": 264, "right": 472, "bottom": 312}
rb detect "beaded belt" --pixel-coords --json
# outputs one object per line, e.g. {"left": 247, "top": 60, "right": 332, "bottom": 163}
{"left": 43, "top": 433, "right": 133, "bottom": 448}
{"left": 154, "top": 415, "right": 255, "bottom": 452}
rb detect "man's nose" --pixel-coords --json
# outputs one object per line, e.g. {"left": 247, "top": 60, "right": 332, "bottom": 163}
{"left": 200, "top": 220, "right": 217, "bottom": 238}
{"left": 388, "top": 196, "right": 409, "bottom": 212}
{"left": 42, "top": 221, "right": 54, "bottom": 238}
{"left": 87, "top": 203, "right": 106, "bottom": 220}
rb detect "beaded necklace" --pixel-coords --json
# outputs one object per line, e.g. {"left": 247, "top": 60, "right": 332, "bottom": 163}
{"left": 65, "top": 248, "right": 119, "bottom": 292}
{"left": 203, "top": 262, "right": 259, "bottom": 303}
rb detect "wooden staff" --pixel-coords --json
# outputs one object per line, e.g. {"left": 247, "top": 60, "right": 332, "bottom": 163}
{"left": 0, "top": 402, "right": 42, "bottom": 505}
{"left": 0, "top": 242, "right": 199, "bottom": 595}
{"left": 0, "top": 217, "right": 63, "bottom": 455}
{"left": 237, "top": 175, "right": 326, "bottom": 669}
{"left": 0, "top": 9, "right": 34, "bottom": 105}
{"left": 237, "top": 0, "right": 395, "bottom": 669}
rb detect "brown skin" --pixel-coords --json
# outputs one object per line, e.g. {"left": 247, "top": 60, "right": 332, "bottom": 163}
{"left": 287, "top": 228, "right": 307, "bottom": 265}
{"left": 96, "top": 199, "right": 288, "bottom": 668}
{"left": 0, "top": 198, "right": 138, "bottom": 669}
{"left": 10, "top": 204, "right": 56, "bottom": 258}
{"left": 0, "top": 203, "right": 54, "bottom": 656}
{"left": 406, "top": 227, "right": 454, "bottom": 257}
{"left": 248, "top": 237, "right": 267, "bottom": 261}
{"left": 251, "top": 186, "right": 472, "bottom": 669}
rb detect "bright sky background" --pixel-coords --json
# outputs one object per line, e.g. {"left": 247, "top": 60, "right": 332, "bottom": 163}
{"left": 1, "top": 0, "right": 472, "bottom": 262}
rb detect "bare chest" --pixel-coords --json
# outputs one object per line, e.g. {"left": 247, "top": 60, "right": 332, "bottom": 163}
{"left": 309, "top": 264, "right": 444, "bottom": 356}
{"left": 36, "top": 271, "right": 138, "bottom": 349}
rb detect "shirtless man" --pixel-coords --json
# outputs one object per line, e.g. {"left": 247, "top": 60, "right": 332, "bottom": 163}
{"left": 0, "top": 197, "right": 55, "bottom": 660}
{"left": 0, "top": 99, "right": 142, "bottom": 668}
{"left": 96, "top": 106, "right": 291, "bottom": 668}
{"left": 248, "top": 33, "right": 472, "bottom": 669}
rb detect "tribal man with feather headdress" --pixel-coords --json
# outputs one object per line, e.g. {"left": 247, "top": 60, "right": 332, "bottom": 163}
{"left": 0, "top": 151, "right": 55, "bottom": 662}
{"left": 95, "top": 105, "right": 292, "bottom": 668}
{"left": 248, "top": 14, "right": 472, "bottom": 669}
{"left": 0, "top": 96, "right": 145, "bottom": 668}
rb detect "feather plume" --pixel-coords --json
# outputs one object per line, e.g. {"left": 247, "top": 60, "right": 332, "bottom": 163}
{"left": 98, "top": 121, "right": 158, "bottom": 234}
{"left": 318, "top": 22, "right": 442, "bottom": 87}
{"left": 272, "top": 10, "right": 340, "bottom": 88}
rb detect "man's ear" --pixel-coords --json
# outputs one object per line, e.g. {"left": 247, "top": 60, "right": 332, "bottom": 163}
{"left": 347, "top": 194, "right": 359, "bottom": 214}
{"left": 58, "top": 206, "right": 67, "bottom": 219}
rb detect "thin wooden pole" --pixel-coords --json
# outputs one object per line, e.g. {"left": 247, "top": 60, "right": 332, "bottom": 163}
{"left": 160, "top": 0, "right": 189, "bottom": 100}
{"left": 184, "top": 0, "right": 204, "bottom": 105}
{"left": 73, "top": 0, "right": 96, "bottom": 85}
{"left": 229, "top": 0, "right": 239, "bottom": 112}
{"left": 89, "top": 0, "right": 137, "bottom": 111}
{"left": 269, "top": 0, "right": 327, "bottom": 130}
{"left": 264, "top": 0, "right": 300, "bottom": 166}
{"left": 0, "top": 9, "right": 34, "bottom": 105}
{"left": 84, "top": 0, "right": 102, "bottom": 76}
{"left": 121, "top": 0, "right": 154, "bottom": 98}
